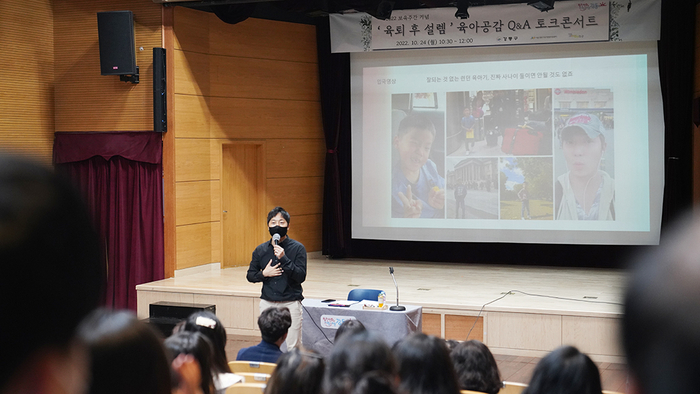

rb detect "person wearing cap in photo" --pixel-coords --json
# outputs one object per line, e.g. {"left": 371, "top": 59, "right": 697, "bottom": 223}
{"left": 555, "top": 113, "right": 615, "bottom": 220}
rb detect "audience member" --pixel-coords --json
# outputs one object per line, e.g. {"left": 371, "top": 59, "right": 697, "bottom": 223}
{"left": 521, "top": 345, "right": 602, "bottom": 394}
{"left": 324, "top": 330, "right": 398, "bottom": 394}
{"left": 623, "top": 215, "right": 700, "bottom": 394}
{"left": 182, "top": 311, "right": 241, "bottom": 392}
{"left": 237, "top": 306, "right": 291, "bottom": 363}
{"left": 265, "top": 346, "right": 324, "bottom": 394}
{"left": 351, "top": 371, "right": 399, "bottom": 394}
{"left": 334, "top": 319, "right": 367, "bottom": 342}
{"left": 445, "top": 339, "right": 460, "bottom": 352}
{"left": 0, "top": 154, "right": 103, "bottom": 394}
{"left": 77, "top": 308, "right": 171, "bottom": 394}
{"left": 165, "top": 331, "right": 217, "bottom": 394}
{"left": 450, "top": 340, "right": 502, "bottom": 394}
{"left": 392, "top": 333, "right": 461, "bottom": 394}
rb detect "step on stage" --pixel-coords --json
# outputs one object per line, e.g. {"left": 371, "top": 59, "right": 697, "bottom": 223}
{"left": 137, "top": 253, "right": 626, "bottom": 363}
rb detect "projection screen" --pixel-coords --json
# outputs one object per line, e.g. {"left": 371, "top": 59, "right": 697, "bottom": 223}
{"left": 351, "top": 41, "right": 663, "bottom": 245}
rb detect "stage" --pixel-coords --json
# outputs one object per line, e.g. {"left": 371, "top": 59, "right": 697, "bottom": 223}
{"left": 137, "top": 253, "right": 626, "bottom": 363}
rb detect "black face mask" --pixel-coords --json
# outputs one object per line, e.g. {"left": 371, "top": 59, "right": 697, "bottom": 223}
{"left": 269, "top": 225, "right": 288, "bottom": 238}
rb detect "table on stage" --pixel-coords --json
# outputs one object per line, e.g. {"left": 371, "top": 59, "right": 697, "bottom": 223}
{"left": 301, "top": 298, "right": 422, "bottom": 357}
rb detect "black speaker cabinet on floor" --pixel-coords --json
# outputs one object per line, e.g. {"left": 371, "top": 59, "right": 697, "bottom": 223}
{"left": 154, "top": 48, "right": 166, "bottom": 133}
{"left": 97, "top": 11, "right": 136, "bottom": 76}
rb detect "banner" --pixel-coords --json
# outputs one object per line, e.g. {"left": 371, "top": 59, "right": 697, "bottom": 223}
{"left": 371, "top": 3, "right": 608, "bottom": 50}
{"left": 329, "top": 0, "right": 661, "bottom": 53}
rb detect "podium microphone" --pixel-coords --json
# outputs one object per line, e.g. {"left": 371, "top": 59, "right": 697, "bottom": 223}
{"left": 389, "top": 267, "right": 406, "bottom": 311}
{"left": 272, "top": 233, "right": 281, "bottom": 245}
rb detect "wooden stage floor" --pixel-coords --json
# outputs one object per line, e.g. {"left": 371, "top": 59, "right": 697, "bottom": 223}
{"left": 137, "top": 253, "right": 627, "bottom": 363}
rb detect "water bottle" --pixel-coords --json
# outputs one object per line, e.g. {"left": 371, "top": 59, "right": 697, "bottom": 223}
{"left": 378, "top": 291, "right": 386, "bottom": 308}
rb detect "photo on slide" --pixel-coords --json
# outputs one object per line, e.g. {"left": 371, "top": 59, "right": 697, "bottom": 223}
{"left": 499, "top": 157, "right": 553, "bottom": 220}
{"left": 446, "top": 157, "right": 498, "bottom": 220}
{"left": 445, "top": 89, "right": 552, "bottom": 157}
{"left": 391, "top": 93, "right": 446, "bottom": 218}
{"left": 552, "top": 88, "right": 615, "bottom": 221}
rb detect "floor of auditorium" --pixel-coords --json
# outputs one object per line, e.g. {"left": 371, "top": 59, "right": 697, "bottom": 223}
{"left": 223, "top": 334, "right": 629, "bottom": 392}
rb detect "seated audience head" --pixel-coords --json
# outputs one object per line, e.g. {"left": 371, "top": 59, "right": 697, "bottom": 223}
{"left": 259, "top": 306, "right": 292, "bottom": 345}
{"left": 522, "top": 345, "right": 601, "bottom": 394}
{"left": 450, "top": 340, "right": 502, "bottom": 394}
{"left": 165, "top": 331, "right": 216, "bottom": 394}
{"left": 0, "top": 154, "right": 102, "bottom": 394}
{"left": 392, "top": 333, "right": 461, "bottom": 394}
{"left": 265, "top": 346, "right": 324, "bottom": 394}
{"left": 324, "top": 330, "right": 397, "bottom": 394}
{"left": 183, "top": 311, "right": 231, "bottom": 373}
{"left": 351, "top": 371, "right": 399, "bottom": 394}
{"left": 335, "top": 319, "right": 367, "bottom": 342}
{"left": 623, "top": 215, "right": 700, "bottom": 394}
{"left": 445, "top": 339, "right": 460, "bottom": 352}
{"left": 77, "top": 308, "right": 171, "bottom": 394}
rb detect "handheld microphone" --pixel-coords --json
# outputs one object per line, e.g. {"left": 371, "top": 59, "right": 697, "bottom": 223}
{"left": 272, "top": 233, "right": 281, "bottom": 245}
{"left": 389, "top": 266, "right": 406, "bottom": 311}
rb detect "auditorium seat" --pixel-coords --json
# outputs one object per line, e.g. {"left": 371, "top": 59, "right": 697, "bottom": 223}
{"left": 225, "top": 383, "right": 266, "bottom": 394}
{"left": 499, "top": 381, "right": 527, "bottom": 394}
{"left": 228, "top": 361, "right": 276, "bottom": 374}
{"left": 237, "top": 372, "right": 271, "bottom": 384}
{"left": 347, "top": 288, "right": 384, "bottom": 302}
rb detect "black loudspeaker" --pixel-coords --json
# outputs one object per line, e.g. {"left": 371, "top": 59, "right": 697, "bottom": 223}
{"left": 154, "top": 48, "right": 166, "bottom": 133}
{"left": 97, "top": 11, "right": 136, "bottom": 76}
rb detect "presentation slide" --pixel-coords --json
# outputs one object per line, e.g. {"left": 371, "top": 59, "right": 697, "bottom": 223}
{"left": 351, "top": 42, "right": 664, "bottom": 245}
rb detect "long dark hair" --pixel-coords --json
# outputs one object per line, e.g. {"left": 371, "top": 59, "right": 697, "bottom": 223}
{"left": 77, "top": 309, "right": 171, "bottom": 394}
{"left": 450, "top": 340, "right": 502, "bottom": 394}
{"left": 183, "top": 311, "right": 231, "bottom": 373}
{"left": 265, "top": 347, "right": 324, "bottom": 394}
{"left": 324, "top": 330, "right": 397, "bottom": 394}
{"left": 165, "top": 331, "right": 216, "bottom": 394}
{"left": 393, "top": 333, "right": 461, "bottom": 394}
{"left": 522, "top": 346, "right": 602, "bottom": 394}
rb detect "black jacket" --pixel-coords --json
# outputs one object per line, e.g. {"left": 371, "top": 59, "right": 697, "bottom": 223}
{"left": 246, "top": 237, "right": 306, "bottom": 301}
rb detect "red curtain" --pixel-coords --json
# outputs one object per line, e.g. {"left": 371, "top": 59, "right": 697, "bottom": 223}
{"left": 53, "top": 132, "right": 164, "bottom": 310}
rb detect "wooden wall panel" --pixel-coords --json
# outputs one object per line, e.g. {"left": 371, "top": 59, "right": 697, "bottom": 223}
{"left": 446, "top": 315, "right": 483, "bottom": 341}
{"left": 53, "top": 0, "right": 162, "bottom": 132}
{"left": 176, "top": 222, "right": 221, "bottom": 269}
{"left": 0, "top": 0, "right": 54, "bottom": 161}
{"left": 174, "top": 49, "right": 211, "bottom": 96}
{"left": 488, "top": 312, "right": 561, "bottom": 351}
{"left": 288, "top": 213, "right": 323, "bottom": 253}
{"left": 175, "top": 180, "right": 221, "bottom": 226}
{"left": 169, "top": 7, "right": 323, "bottom": 271}
{"left": 561, "top": 316, "right": 621, "bottom": 356}
{"left": 174, "top": 139, "right": 220, "bottom": 182}
{"left": 266, "top": 177, "right": 324, "bottom": 216}
{"left": 163, "top": 6, "right": 176, "bottom": 278}
{"left": 210, "top": 56, "right": 320, "bottom": 101}
{"left": 422, "top": 313, "right": 442, "bottom": 337}
{"left": 266, "top": 139, "right": 326, "bottom": 178}
{"left": 209, "top": 97, "right": 323, "bottom": 140}
{"left": 174, "top": 94, "right": 211, "bottom": 138}
{"left": 209, "top": 16, "right": 318, "bottom": 62}
{"left": 173, "top": 7, "right": 209, "bottom": 53}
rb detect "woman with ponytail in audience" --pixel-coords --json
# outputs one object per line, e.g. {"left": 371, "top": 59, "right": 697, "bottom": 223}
{"left": 450, "top": 340, "right": 502, "bottom": 394}
{"left": 522, "top": 345, "right": 602, "bottom": 394}
{"left": 265, "top": 346, "right": 324, "bottom": 394}
{"left": 324, "top": 331, "right": 399, "bottom": 394}
{"left": 165, "top": 331, "right": 217, "bottom": 394}
{"left": 182, "top": 312, "right": 242, "bottom": 393}
{"left": 393, "top": 333, "right": 461, "bottom": 394}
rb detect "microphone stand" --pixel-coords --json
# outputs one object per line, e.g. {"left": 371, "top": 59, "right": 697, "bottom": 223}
{"left": 389, "top": 267, "right": 406, "bottom": 311}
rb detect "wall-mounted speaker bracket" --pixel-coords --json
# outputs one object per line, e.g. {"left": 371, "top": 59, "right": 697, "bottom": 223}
{"left": 120, "top": 66, "right": 140, "bottom": 84}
